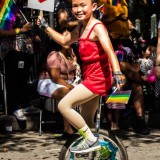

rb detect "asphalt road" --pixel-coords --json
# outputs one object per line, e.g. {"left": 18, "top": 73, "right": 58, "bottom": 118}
{"left": 0, "top": 129, "right": 160, "bottom": 160}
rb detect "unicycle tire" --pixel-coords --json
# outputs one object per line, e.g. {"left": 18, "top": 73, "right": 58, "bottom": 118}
{"left": 59, "top": 129, "right": 128, "bottom": 160}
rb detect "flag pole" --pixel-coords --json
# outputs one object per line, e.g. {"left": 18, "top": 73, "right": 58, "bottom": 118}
{"left": 13, "top": 0, "right": 29, "bottom": 23}
{"left": 19, "top": 9, "right": 29, "bottom": 23}
{"left": 96, "top": 4, "right": 104, "bottom": 10}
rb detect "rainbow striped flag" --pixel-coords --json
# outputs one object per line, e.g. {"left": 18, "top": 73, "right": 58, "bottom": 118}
{"left": 106, "top": 0, "right": 119, "bottom": 6}
{"left": 0, "top": 0, "right": 19, "bottom": 30}
{"left": 106, "top": 90, "right": 132, "bottom": 104}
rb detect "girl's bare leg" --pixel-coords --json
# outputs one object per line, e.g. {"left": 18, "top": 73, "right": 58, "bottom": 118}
{"left": 80, "top": 96, "right": 99, "bottom": 128}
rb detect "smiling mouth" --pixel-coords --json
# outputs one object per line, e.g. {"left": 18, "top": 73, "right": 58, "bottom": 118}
{"left": 76, "top": 14, "right": 83, "bottom": 18}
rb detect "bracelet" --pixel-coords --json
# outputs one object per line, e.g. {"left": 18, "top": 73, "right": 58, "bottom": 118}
{"left": 15, "top": 28, "right": 21, "bottom": 34}
{"left": 156, "top": 62, "right": 160, "bottom": 66}
{"left": 113, "top": 71, "right": 123, "bottom": 75}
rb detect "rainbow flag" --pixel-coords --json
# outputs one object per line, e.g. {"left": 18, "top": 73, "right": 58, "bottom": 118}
{"left": 106, "top": 0, "right": 119, "bottom": 6}
{"left": 106, "top": 90, "right": 132, "bottom": 104}
{"left": 0, "top": 0, "right": 19, "bottom": 30}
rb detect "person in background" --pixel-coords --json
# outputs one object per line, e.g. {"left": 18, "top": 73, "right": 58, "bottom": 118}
{"left": 37, "top": 8, "right": 80, "bottom": 138}
{"left": 119, "top": 44, "right": 151, "bottom": 135}
{"left": 155, "top": 21, "right": 160, "bottom": 109}
{"left": 98, "top": 0, "right": 150, "bottom": 135}
{"left": 155, "top": 20, "right": 160, "bottom": 79}
{"left": 37, "top": 0, "right": 125, "bottom": 153}
{"left": 1, "top": 18, "right": 33, "bottom": 120}
{"left": 0, "top": 8, "right": 32, "bottom": 120}
{"left": 37, "top": 30, "right": 81, "bottom": 138}
{"left": 0, "top": 22, "right": 31, "bottom": 37}
{"left": 99, "top": 0, "right": 132, "bottom": 50}
{"left": 0, "top": 19, "right": 32, "bottom": 59}
{"left": 136, "top": 38, "right": 157, "bottom": 111}
{"left": 55, "top": 7, "right": 82, "bottom": 67}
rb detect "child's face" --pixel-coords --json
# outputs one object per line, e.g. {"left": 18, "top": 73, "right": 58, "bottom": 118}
{"left": 72, "top": 0, "right": 97, "bottom": 21}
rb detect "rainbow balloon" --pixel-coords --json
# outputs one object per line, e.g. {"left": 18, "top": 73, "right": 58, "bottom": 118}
{"left": 106, "top": 90, "right": 132, "bottom": 104}
{"left": 0, "top": 0, "right": 19, "bottom": 30}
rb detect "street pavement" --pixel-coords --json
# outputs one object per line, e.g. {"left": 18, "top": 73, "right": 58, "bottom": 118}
{"left": 0, "top": 128, "right": 160, "bottom": 160}
{"left": 0, "top": 103, "right": 160, "bottom": 160}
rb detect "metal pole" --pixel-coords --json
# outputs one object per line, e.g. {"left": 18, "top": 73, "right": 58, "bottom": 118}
{"left": 0, "top": 46, "right": 7, "bottom": 114}
{"left": 2, "top": 60, "right": 7, "bottom": 114}
{"left": 49, "top": 12, "right": 54, "bottom": 28}
{"left": 135, "top": 19, "right": 141, "bottom": 33}
{"left": 151, "top": 14, "right": 157, "bottom": 39}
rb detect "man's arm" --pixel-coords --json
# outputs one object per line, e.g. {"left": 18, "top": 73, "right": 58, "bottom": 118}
{"left": 0, "top": 22, "right": 31, "bottom": 37}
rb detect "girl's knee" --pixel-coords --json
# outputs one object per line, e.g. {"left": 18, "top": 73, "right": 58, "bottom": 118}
{"left": 58, "top": 100, "right": 65, "bottom": 113}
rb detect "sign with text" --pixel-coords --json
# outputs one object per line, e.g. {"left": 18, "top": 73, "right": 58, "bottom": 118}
{"left": 27, "top": 0, "right": 55, "bottom": 12}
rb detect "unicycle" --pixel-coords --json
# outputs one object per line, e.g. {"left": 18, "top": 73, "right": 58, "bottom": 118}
{"left": 59, "top": 96, "right": 128, "bottom": 160}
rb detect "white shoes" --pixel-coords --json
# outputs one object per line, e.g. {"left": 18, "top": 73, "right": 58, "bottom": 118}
{"left": 13, "top": 109, "right": 26, "bottom": 121}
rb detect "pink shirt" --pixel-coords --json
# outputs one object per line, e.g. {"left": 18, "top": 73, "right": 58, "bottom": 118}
{"left": 46, "top": 51, "right": 75, "bottom": 80}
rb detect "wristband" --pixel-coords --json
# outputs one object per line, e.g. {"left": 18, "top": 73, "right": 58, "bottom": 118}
{"left": 40, "top": 17, "right": 49, "bottom": 30}
{"left": 113, "top": 71, "right": 123, "bottom": 75}
{"left": 15, "top": 28, "right": 21, "bottom": 34}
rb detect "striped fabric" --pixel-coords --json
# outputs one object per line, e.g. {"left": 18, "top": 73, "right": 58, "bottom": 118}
{"left": 0, "top": 0, "right": 19, "bottom": 30}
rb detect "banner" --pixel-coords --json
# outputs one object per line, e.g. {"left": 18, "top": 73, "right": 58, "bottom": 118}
{"left": 106, "top": 90, "right": 132, "bottom": 104}
{"left": 27, "top": 0, "right": 55, "bottom": 12}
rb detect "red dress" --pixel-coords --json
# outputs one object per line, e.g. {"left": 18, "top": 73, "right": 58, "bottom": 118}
{"left": 79, "top": 23, "right": 113, "bottom": 96}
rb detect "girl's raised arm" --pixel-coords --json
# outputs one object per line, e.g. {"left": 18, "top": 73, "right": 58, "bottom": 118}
{"left": 37, "top": 16, "right": 79, "bottom": 46}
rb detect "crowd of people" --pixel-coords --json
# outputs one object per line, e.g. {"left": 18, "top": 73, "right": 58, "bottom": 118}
{"left": 0, "top": 0, "right": 160, "bottom": 153}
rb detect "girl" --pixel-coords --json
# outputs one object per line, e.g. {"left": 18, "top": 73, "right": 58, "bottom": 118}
{"left": 37, "top": 0, "right": 125, "bottom": 153}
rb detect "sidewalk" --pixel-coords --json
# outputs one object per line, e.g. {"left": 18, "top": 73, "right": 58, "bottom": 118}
{"left": 0, "top": 129, "right": 160, "bottom": 160}
{"left": 0, "top": 131, "right": 65, "bottom": 160}
{"left": 0, "top": 105, "right": 160, "bottom": 159}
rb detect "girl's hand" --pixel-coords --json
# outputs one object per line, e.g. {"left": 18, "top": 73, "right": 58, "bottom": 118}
{"left": 37, "top": 16, "right": 49, "bottom": 30}
{"left": 113, "top": 71, "right": 126, "bottom": 90}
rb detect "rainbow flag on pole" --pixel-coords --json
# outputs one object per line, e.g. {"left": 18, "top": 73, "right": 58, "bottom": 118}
{"left": 0, "top": 0, "right": 19, "bottom": 30}
{"left": 106, "top": 90, "right": 132, "bottom": 104}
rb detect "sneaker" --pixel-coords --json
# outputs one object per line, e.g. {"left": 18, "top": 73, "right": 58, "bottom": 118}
{"left": 13, "top": 109, "right": 26, "bottom": 121}
{"left": 70, "top": 138, "right": 101, "bottom": 153}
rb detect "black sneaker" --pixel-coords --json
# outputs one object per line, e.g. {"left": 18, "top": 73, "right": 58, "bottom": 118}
{"left": 70, "top": 138, "right": 101, "bottom": 153}
{"left": 134, "top": 117, "right": 150, "bottom": 135}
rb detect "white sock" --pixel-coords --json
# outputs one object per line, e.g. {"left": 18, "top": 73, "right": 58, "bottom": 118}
{"left": 78, "top": 125, "right": 97, "bottom": 142}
